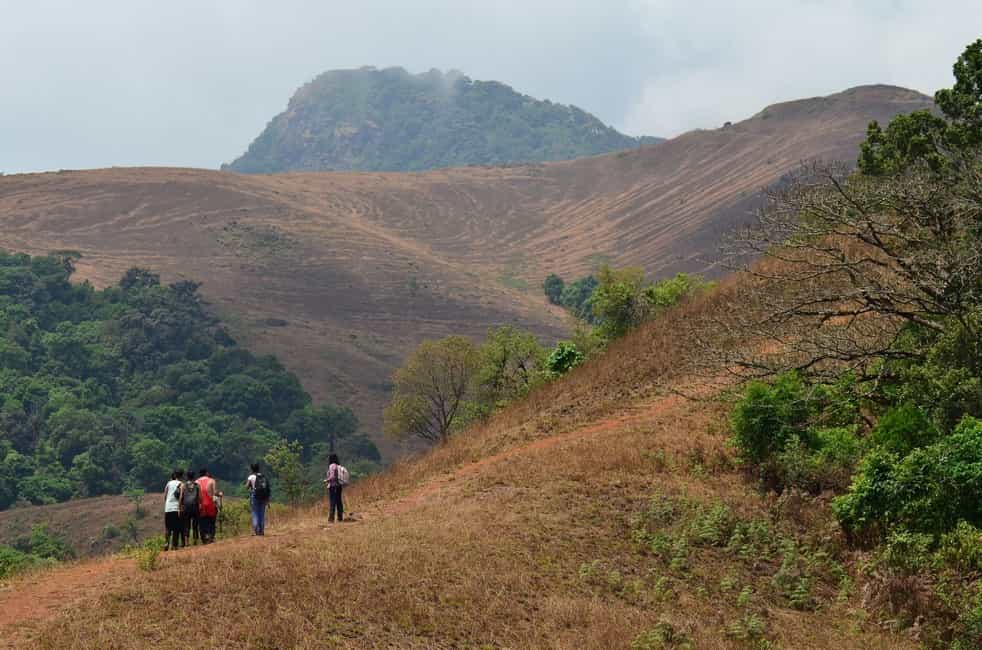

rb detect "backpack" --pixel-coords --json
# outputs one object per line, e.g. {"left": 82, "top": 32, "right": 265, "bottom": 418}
{"left": 254, "top": 473, "right": 271, "bottom": 501}
{"left": 182, "top": 481, "right": 200, "bottom": 516}
{"left": 197, "top": 478, "right": 217, "bottom": 518}
{"left": 337, "top": 465, "right": 350, "bottom": 486}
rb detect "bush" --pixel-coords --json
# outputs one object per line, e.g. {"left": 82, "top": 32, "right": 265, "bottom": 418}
{"left": 834, "top": 416, "right": 982, "bottom": 541}
{"left": 0, "top": 545, "right": 50, "bottom": 579}
{"left": 871, "top": 404, "right": 938, "bottom": 456}
{"left": 731, "top": 373, "right": 814, "bottom": 465}
{"left": 545, "top": 341, "right": 583, "bottom": 376}
{"left": 543, "top": 274, "right": 564, "bottom": 305}
{"left": 770, "top": 428, "right": 864, "bottom": 494}
{"left": 102, "top": 523, "right": 121, "bottom": 540}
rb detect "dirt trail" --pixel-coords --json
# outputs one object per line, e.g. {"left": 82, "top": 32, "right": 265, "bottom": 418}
{"left": 0, "top": 390, "right": 692, "bottom": 647}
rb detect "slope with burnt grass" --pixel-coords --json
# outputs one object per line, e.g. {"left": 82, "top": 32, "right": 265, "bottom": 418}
{"left": 0, "top": 85, "right": 931, "bottom": 452}
{"left": 0, "top": 274, "right": 918, "bottom": 649}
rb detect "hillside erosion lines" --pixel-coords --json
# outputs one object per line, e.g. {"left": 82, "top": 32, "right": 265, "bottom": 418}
{"left": 0, "top": 85, "right": 931, "bottom": 453}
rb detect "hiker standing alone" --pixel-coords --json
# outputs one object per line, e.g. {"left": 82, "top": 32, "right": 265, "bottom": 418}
{"left": 324, "top": 453, "right": 348, "bottom": 523}
{"left": 196, "top": 467, "right": 220, "bottom": 544}
{"left": 245, "top": 463, "right": 271, "bottom": 536}
{"left": 163, "top": 469, "right": 185, "bottom": 551}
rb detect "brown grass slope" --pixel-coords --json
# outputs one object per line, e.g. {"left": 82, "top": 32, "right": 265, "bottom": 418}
{"left": 0, "top": 85, "right": 930, "bottom": 450}
{"left": 0, "top": 275, "right": 917, "bottom": 649}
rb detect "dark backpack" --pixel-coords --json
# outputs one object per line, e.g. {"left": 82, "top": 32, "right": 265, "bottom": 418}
{"left": 254, "top": 473, "right": 271, "bottom": 501}
{"left": 182, "top": 481, "right": 199, "bottom": 516}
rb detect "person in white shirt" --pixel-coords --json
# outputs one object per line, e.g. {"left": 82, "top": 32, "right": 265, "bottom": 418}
{"left": 163, "top": 469, "right": 185, "bottom": 551}
{"left": 244, "top": 462, "right": 270, "bottom": 535}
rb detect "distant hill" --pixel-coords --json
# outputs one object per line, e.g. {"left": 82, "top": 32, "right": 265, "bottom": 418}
{"left": 223, "top": 67, "right": 661, "bottom": 173}
{"left": 0, "top": 85, "right": 931, "bottom": 459}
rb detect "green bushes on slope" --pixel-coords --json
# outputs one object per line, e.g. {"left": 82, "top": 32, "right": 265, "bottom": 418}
{"left": 0, "top": 252, "right": 379, "bottom": 509}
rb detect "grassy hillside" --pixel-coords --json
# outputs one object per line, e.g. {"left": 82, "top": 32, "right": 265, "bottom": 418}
{"left": 0, "top": 274, "right": 916, "bottom": 649}
{"left": 223, "top": 67, "right": 661, "bottom": 173}
{"left": 0, "top": 85, "right": 932, "bottom": 456}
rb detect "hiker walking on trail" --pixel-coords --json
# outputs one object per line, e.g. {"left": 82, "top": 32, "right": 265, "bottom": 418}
{"left": 324, "top": 453, "right": 349, "bottom": 523}
{"left": 245, "top": 462, "right": 271, "bottom": 536}
{"left": 163, "top": 469, "right": 185, "bottom": 551}
{"left": 196, "top": 468, "right": 220, "bottom": 544}
{"left": 181, "top": 470, "right": 200, "bottom": 546}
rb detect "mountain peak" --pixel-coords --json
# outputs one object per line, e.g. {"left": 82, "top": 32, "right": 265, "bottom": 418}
{"left": 223, "top": 68, "right": 660, "bottom": 174}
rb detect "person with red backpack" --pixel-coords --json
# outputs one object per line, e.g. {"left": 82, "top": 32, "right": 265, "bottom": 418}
{"left": 195, "top": 467, "right": 220, "bottom": 543}
{"left": 323, "top": 453, "right": 349, "bottom": 523}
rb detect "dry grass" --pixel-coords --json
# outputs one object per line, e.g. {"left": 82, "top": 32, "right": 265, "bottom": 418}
{"left": 24, "top": 367, "right": 911, "bottom": 649}
{"left": 0, "top": 259, "right": 923, "bottom": 649}
{"left": 0, "top": 85, "right": 928, "bottom": 451}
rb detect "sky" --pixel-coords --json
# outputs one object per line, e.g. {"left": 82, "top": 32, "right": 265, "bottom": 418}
{"left": 1, "top": 1, "right": 979, "bottom": 173}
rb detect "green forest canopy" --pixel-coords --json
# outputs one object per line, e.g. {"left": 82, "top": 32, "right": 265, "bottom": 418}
{"left": 0, "top": 252, "right": 379, "bottom": 510}
{"left": 224, "top": 67, "right": 661, "bottom": 173}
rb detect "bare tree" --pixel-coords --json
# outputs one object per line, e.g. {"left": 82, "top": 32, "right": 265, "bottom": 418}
{"left": 702, "top": 151, "right": 981, "bottom": 387}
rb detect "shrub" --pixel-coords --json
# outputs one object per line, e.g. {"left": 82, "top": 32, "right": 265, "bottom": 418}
{"left": 0, "top": 545, "right": 49, "bottom": 579}
{"left": 731, "top": 373, "right": 814, "bottom": 465}
{"left": 102, "top": 523, "right": 121, "bottom": 540}
{"left": 834, "top": 416, "right": 982, "bottom": 541}
{"left": 545, "top": 341, "right": 583, "bottom": 376}
{"left": 543, "top": 274, "right": 564, "bottom": 305}
{"left": 871, "top": 404, "right": 938, "bottom": 456}
{"left": 771, "top": 428, "right": 864, "bottom": 493}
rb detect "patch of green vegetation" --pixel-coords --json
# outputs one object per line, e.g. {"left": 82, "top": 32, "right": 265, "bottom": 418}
{"left": 0, "top": 252, "right": 379, "bottom": 511}
{"left": 724, "top": 39, "right": 982, "bottom": 648}
{"left": 0, "top": 524, "right": 73, "bottom": 579}
{"left": 224, "top": 67, "right": 659, "bottom": 173}
{"left": 215, "top": 222, "right": 296, "bottom": 263}
{"left": 630, "top": 493, "right": 848, "bottom": 617}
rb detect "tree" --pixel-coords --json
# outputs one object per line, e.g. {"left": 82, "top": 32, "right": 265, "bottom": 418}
{"left": 283, "top": 404, "right": 361, "bottom": 459}
{"left": 543, "top": 274, "right": 565, "bottom": 305}
{"left": 546, "top": 341, "right": 584, "bottom": 376}
{"left": 590, "top": 265, "right": 649, "bottom": 340}
{"left": 560, "top": 275, "right": 598, "bottom": 321}
{"left": 714, "top": 40, "right": 982, "bottom": 386}
{"left": 119, "top": 268, "right": 161, "bottom": 291}
{"left": 383, "top": 336, "right": 480, "bottom": 443}
{"left": 265, "top": 440, "right": 305, "bottom": 506}
{"left": 474, "top": 326, "right": 546, "bottom": 413}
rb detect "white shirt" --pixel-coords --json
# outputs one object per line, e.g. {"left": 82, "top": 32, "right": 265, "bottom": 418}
{"left": 164, "top": 479, "right": 182, "bottom": 513}
{"left": 247, "top": 473, "right": 257, "bottom": 491}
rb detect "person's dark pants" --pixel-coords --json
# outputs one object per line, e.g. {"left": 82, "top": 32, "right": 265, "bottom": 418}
{"left": 165, "top": 511, "right": 183, "bottom": 549}
{"left": 250, "top": 494, "right": 267, "bottom": 535}
{"left": 199, "top": 516, "right": 216, "bottom": 542}
{"left": 190, "top": 515, "right": 200, "bottom": 544}
{"left": 328, "top": 485, "right": 344, "bottom": 522}
{"left": 182, "top": 514, "right": 198, "bottom": 545}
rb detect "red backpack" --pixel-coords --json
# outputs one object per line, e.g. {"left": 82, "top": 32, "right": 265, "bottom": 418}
{"left": 196, "top": 477, "right": 218, "bottom": 517}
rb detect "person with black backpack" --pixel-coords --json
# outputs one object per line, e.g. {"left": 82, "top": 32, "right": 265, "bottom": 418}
{"left": 180, "top": 469, "right": 200, "bottom": 546}
{"left": 245, "top": 462, "right": 271, "bottom": 536}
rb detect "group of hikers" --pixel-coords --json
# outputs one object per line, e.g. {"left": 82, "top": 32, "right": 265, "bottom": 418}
{"left": 162, "top": 454, "right": 349, "bottom": 550}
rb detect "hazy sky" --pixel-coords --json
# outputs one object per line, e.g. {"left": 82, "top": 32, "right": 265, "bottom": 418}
{"left": 1, "top": 1, "right": 979, "bottom": 173}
